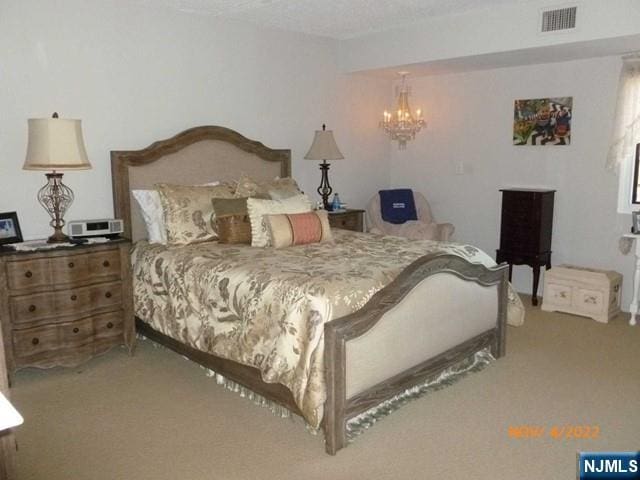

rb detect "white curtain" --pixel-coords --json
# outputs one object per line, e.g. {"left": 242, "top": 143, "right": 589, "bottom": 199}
{"left": 607, "top": 57, "right": 640, "bottom": 173}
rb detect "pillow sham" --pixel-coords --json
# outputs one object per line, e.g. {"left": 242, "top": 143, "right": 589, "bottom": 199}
{"left": 247, "top": 194, "right": 313, "bottom": 247}
{"left": 156, "top": 183, "right": 235, "bottom": 245}
{"left": 235, "top": 173, "right": 301, "bottom": 200}
{"left": 132, "top": 181, "right": 221, "bottom": 244}
{"left": 265, "top": 210, "right": 333, "bottom": 248}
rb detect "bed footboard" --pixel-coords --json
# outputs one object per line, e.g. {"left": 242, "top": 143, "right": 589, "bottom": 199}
{"left": 323, "top": 253, "right": 508, "bottom": 455}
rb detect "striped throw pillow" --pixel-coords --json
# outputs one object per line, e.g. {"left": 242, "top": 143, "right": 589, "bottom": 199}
{"left": 265, "top": 210, "right": 333, "bottom": 248}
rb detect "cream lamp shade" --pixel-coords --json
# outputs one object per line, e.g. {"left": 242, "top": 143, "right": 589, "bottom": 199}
{"left": 23, "top": 117, "right": 92, "bottom": 171}
{"left": 304, "top": 128, "right": 344, "bottom": 161}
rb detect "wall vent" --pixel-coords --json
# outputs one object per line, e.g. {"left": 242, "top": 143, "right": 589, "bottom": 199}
{"left": 540, "top": 6, "right": 577, "bottom": 32}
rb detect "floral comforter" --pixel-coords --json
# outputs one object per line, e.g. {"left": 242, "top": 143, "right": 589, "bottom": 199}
{"left": 132, "top": 230, "right": 524, "bottom": 428}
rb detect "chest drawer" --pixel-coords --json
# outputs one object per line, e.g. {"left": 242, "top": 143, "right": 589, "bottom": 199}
{"left": 9, "top": 281, "right": 122, "bottom": 325}
{"left": 9, "top": 292, "right": 57, "bottom": 325}
{"left": 88, "top": 250, "right": 121, "bottom": 278}
{"left": 50, "top": 255, "right": 90, "bottom": 284}
{"left": 54, "top": 281, "right": 122, "bottom": 317}
{"left": 6, "top": 258, "right": 51, "bottom": 290}
{"left": 11, "top": 310, "right": 124, "bottom": 366}
{"left": 4, "top": 248, "right": 122, "bottom": 292}
{"left": 12, "top": 317, "right": 94, "bottom": 359}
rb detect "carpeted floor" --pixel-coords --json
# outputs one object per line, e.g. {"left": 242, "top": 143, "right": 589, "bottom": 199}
{"left": 10, "top": 301, "right": 640, "bottom": 480}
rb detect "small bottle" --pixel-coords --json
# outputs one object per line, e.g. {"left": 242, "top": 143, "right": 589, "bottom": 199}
{"left": 332, "top": 193, "right": 341, "bottom": 212}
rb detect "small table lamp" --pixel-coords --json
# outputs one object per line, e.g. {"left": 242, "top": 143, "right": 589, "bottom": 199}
{"left": 23, "top": 113, "right": 92, "bottom": 243}
{"left": 304, "top": 124, "right": 344, "bottom": 210}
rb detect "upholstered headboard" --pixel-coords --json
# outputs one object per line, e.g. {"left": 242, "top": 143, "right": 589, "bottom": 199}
{"left": 111, "top": 126, "right": 291, "bottom": 242}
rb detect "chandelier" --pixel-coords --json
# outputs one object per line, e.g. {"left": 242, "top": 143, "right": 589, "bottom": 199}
{"left": 381, "top": 72, "right": 425, "bottom": 149}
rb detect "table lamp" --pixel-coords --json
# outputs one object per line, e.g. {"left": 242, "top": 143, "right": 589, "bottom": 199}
{"left": 304, "top": 124, "right": 344, "bottom": 210}
{"left": 23, "top": 113, "right": 92, "bottom": 243}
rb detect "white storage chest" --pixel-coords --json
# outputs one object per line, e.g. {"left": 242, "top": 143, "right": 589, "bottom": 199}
{"left": 541, "top": 265, "right": 622, "bottom": 323}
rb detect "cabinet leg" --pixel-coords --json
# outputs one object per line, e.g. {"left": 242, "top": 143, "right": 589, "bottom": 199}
{"left": 508, "top": 264, "right": 513, "bottom": 282}
{"left": 532, "top": 264, "right": 541, "bottom": 306}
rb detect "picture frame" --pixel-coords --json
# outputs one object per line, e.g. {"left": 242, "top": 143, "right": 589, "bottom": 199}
{"left": 0, "top": 212, "right": 23, "bottom": 245}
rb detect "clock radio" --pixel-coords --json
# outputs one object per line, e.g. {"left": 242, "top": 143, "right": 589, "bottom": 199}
{"left": 67, "top": 218, "right": 124, "bottom": 238}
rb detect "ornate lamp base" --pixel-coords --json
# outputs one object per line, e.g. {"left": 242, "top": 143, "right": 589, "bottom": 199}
{"left": 317, "top": 160, "right": 332, "bottom": 210}
{"left": 37, "top": 172, "right": 74, "bottom": 243}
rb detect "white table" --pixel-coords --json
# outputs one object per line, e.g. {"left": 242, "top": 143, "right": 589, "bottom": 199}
{"left": 0, "top": 393, "right": 22, "bottom": 431}
{"left": 622, "top": 233, "right": 640, "bottom": 326}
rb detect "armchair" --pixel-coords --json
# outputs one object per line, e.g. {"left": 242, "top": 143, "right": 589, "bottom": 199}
{"left": 366, "top": 191, "right": 454, "bottom": 241}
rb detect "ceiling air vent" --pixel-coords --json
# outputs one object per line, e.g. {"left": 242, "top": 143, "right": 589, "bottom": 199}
{"left": 540, "top": 6, "right": 577, "bottom": 32}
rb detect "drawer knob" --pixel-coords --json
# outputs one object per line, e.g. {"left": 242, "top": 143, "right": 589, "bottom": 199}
{"left": 28, "top": 304, "right": 36, "bottom": 312}
{"left": 73, "top": 327, "right": 79, "bottom": 334}
{"left": 31, "top": 337, "right": 39, "bottom": 346}
{"left": 103, "top": 260, "right": 110, "bottom": 268}
{"left": 25, "top": 270, "right": 33, "bottom": 278}
{"left": 107, "top": 322, "right": 114, "bottom": 329}
{"left": 105, "top": 291, "right": 112, "bottom": 299}
{"left": 68, "top": 262, "right": 74, "bottom": 268}
{"left": 70, "top": 294, "right": 78, "bottom": 301}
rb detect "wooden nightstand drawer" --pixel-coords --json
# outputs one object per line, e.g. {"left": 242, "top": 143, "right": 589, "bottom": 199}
{"left": 328, "top": 210, "right": 364, "bottom": 232}
{"left": 6, "top": 258, "right": 51, "bottom": 290}
{"left": 54, "top": 281, "right": 122, "bottom": 317}
{"left": 12, "top": 317, "right": 94, "bottom": 359}
{"left": 10, "top": 292, "right": 57, "bottom": 325}
{"left": 88, "top": 250, "right": 121, "bottom": 278}
{"left": 50, "top": 254, "right": 90, "bottom": 284}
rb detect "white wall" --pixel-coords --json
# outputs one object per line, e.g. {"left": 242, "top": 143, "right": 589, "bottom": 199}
{"left": 340, "top": 0, "right": 640, "bottom": 73}
{"left": 389, "top": 56, "right": 637, "bottom": 305}
{"left": 0, "top": 0, "right": 390, "bottom": 240}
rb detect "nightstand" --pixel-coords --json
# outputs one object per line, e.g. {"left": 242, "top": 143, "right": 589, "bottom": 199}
{"left": 328, "top": 209, "right": 365, "bottom": 232}
{"left": 0, "top": 239, "right": 135, "bottom": 376}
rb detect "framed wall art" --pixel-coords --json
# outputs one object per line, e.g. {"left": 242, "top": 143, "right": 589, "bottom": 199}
{"left": 0, "top": 212, "right": 23, "bottom": 245}
{"left": 513, "top": 97, "right": 572, "bottom": 146}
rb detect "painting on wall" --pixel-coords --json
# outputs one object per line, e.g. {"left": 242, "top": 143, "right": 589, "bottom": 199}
{"left": 513, "top": 97, "right": 572, "bottom": 146}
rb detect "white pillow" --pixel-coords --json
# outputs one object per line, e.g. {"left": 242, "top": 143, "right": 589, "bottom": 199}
{"left": 247, "top": 194, "right": 313, "bottom": 247}
{"left": 132, "top": 181, "right": 220, "bottom": 244}
{"left": 132, "top": 189, "right": 166, "bottom": 244}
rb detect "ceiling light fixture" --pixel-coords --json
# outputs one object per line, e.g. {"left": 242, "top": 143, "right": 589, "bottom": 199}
{"left": 381, "top": 72, "right": 425, "bottom": 149}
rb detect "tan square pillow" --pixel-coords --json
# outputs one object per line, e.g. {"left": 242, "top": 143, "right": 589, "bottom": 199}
{"left": 211, "top": 197, "right": 251, "bottom": 244}
{"left": 156, "top": 183, "right": 235, "bottom": 244}
{"left": 246, "top": 194, "right": 312, "bottom": 247}
{"left": 235, "top": 173, "right": 301, "bottom": 200}
{"left": 265, "top": 210, "right": 333, "bottom": 248}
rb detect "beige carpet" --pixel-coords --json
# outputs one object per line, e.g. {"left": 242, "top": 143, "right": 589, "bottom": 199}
{"left": 11, "top": 301, "right": 640, "bottom": 480}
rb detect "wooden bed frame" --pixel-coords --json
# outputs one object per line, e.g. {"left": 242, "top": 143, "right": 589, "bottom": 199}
{"left": 111, "top": 125, "right": 508, "bottom": 455}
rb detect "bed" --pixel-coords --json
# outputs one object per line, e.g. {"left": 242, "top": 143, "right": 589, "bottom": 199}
{"left": 111, "top": 126, "right": 522, "bottom": 454}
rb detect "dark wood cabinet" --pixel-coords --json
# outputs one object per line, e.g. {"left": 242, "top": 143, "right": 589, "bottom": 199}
{"left": 496, "top": 188, "right": 555, "bottom": 306}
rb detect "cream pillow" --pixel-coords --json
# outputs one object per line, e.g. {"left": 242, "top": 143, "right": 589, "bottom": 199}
{"left": 247, "top": 194, "right": 312, "bottom": 247}
{"left": 156, "top": 183, "right": 235, "bottom": 245}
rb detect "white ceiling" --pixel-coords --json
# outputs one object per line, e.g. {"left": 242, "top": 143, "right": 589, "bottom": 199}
{"left": 161, "top": 0, "right": 537, "bottom": 39}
